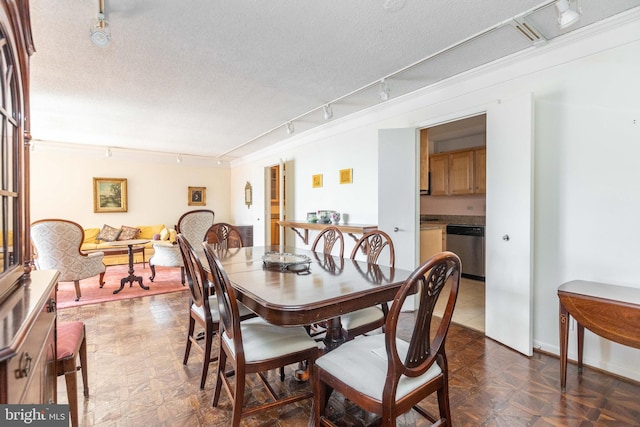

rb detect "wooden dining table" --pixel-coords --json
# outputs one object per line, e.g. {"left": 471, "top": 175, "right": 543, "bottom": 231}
{"left": 208, "top": 245, "right": 414, "bottom": 350}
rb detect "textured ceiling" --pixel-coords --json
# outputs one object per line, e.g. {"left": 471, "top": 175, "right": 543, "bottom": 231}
{"left": 27, "top": 0, "right": 640, "bottom": 161}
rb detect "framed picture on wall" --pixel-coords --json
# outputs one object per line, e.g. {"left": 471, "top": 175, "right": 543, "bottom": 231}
{"left": 188, "top": 186, "right": 206, "bottom": 206}
{"left": 93, "top": 177, "right": 128, "bottom": 213}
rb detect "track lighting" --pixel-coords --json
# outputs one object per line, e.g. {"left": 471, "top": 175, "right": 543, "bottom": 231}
{"left": 176, "top": 154, "right": 182, "bottom": 163}
{"left": 323, "top": 104, "right": 333, "bottom": 120}
{"left": 555, "top": 0, "right": 581, "bottom": 29}
{"left": 378, "top": 79, "right": 390, "bottom": 101}
{"left": 105, "top": 147, "right": 112, "bottom": 157}
{"left": 216, "top": 158, "right": 223, "bottom": 165}
{"left": 90, "top": 0, "right": 111, "bottom": 47}
{"left": 285, "top": 121, "right": 294, "bottom": 135}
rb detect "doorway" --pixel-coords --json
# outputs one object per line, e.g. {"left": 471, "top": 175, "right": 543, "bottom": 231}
{"left": 269, "top": 165, "right": 281, "bottom": 245}
{"left": 420, "top": 114, "right": 486, "bottom": 332}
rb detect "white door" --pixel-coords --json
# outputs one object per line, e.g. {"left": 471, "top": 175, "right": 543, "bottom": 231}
{"left": 485, "top": 93, "right": 534, "bottom": 356}
{"left": 378, "top": 128, "right": 419, "bottom": 272}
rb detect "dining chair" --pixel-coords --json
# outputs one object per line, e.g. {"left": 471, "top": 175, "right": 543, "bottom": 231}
{"left": 178, "top": 234, "right": 255, "bottom": 389}
{"left": 203, "top": 243, "right": 320, "bottom": 427}
{"left": 311, "top": 226, "right": 344, "bottom": 258}
{"left": 313, "top": 251, "right": 461, "bottom": 427}
{"left": 31, "top": 219, "right": 106, "bottom": 301}
{"left": 208, "top": 222, "right": 243, "bottom": 249}
{"left": 177, "top": 209, "right": 215, "bottom": 248}
{"left": 341, "top": 229, "right": 396, "bottom": 341}
{"left": 57, "top": 321, "right": 89, "bottom": 427}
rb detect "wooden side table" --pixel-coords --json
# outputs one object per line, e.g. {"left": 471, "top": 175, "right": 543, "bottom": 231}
{"left": 107, "top": 239, "right": 151, "bottom": 294}
{"left": 558, "top": 280, "right": 640, "bottom": 391}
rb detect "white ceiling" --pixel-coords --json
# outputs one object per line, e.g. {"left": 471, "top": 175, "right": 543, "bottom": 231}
{"left": 28, "top": 0, "right": 640, "bottom": 161}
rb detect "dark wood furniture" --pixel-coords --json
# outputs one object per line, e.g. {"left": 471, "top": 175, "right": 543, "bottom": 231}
{"left": 56, "top": 321, "right": 88, "bottom": 427}
{"left": 87, "top": 245, "right": 145, "bottom": 267}
{"left": 558, "top": 280, "right": 640, "bottom": 391}
{"left": 106, "top": 240, "right": 150, "bottom": 294}
{"left": 278, "top": 220, "right": 377, "bottom": 245}
{"left": 203, "top": 244, "right": 319, "bottom": 427}
{"left": 313, "top": 251, "right": 461, "bottom": 426}
{"left": 208, "top": 223, "right": 243, "bottom": 249}
{"left": 209, "top": 245, "right": 413, "bottom": 350}
{"left": 0, "top": 2, "right": 58, "bottom": 406}
{"left": 311, "top": 226, "right": 344, "bottom": 258}
{"left": 0, "top": 270, "right": 59, "bottom": 404}
{"left": 207, "top": 224, "right": 253, "bottom": 247}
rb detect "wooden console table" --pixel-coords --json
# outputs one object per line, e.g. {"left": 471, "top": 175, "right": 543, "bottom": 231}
{"left": 558, "top": 280, "right": 640, "bottom": 391}
{"left": 278, "top": 220, "right": 377, "bottom": 245}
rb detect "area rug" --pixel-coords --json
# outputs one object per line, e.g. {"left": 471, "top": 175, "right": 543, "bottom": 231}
{"left": 57, "top": 264, "right": 187, "bottom": 309}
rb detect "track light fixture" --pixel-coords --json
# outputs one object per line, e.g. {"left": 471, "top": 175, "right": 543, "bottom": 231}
{"left": 323, "top": 104, "right": 333, "bottom": 120}
{"left": 378, "top": 79, "right": 390, "bottom": 101}
{"left": 105, "top": 147, "right": 112, "bottom": 157}
{"left": 285, "top": 121, "right": 294, "bottom": 135}
{"left": 216, "top": 158, "right": 223, "bottom": 165}
{"left": 90, "top": 0, "right": 111, "bottom": 47}
{"left": 555, "top": 0, "right": 581, "bottom": 29}
{"left": 176, "top": 154, "right": 183, "bottom": 163}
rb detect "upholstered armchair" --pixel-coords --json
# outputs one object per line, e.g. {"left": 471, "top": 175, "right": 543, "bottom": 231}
{"left": 31, "top": 219, "right": 106, "bottom": 301}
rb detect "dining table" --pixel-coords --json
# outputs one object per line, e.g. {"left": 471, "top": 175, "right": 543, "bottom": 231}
{"left": 207, "top": 245, "right": 414, "bottom": 350}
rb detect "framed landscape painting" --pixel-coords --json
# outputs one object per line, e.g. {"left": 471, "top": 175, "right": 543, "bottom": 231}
{"left": 188, "top": 186, "right": 206, "bottom": 206}
{"left": 93, "top": 177, "right": 128, "bottom": 213}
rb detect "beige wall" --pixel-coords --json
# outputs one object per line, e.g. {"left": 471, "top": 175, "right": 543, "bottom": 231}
{"left": 30, "top": 143, "right": 231, "bottom": 230}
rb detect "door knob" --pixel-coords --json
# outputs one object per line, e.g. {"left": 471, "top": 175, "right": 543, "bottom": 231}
{"left": 393, "top": 227, "right": 399, "bottom": 232}
{"left": 502, "top": 234, "right": 510, "bottom": 241}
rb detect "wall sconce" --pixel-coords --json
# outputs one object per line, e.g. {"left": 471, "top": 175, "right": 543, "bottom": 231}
{"left": 244, "top": 182, "right": 252, "bottom": 208}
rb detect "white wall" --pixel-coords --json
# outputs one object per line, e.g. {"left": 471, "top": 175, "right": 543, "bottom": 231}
{"left": 31, "top": 144, "right": 231, "bottom": 229}
{"left": 228, "top": 14, "right": 640, "bottom": 381}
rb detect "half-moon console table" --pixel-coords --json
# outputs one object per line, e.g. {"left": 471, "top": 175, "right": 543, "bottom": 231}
{"left": 277, "top": 220, "right": 377, "bottom": 245}
{"left": 558, "top": 280, "right": 640, "bottom": 391}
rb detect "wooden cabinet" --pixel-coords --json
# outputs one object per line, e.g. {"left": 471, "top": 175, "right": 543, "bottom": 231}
{"left": 428, "top": 147, "right": 485, "bottom": 196}
{"left": 236, "top": 225, "right": 253, "bottom": 247}
{"left": 419, "top": 128, "right": 430, "bottom": 193}
{"left": 420, "top": 227, "right": 444, "bottom": 264}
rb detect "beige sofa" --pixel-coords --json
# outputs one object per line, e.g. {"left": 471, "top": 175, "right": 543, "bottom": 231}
{"left": 80, "top": 224, "right": 177, "bottom": 266}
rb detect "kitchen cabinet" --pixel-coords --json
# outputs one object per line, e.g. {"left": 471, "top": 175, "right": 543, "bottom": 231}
{"left": 419, "top": 128, "right": 430, "bottom": 193}
{"left": 420, "top": 227, "right": 444, "bottom": 264}
{"left": 428, "top": 147, "right": 485, "bottom": 196}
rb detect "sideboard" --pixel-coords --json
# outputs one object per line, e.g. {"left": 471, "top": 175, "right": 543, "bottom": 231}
{"left": 278, "top": 220, "right": 377, "bottom": 245}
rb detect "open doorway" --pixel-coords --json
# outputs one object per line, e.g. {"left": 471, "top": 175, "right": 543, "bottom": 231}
{"left": 269, "top": 165, "right": 281, "bottom": 245}
{"left": 420, "top": 114, "right": 486, "bottom": 333}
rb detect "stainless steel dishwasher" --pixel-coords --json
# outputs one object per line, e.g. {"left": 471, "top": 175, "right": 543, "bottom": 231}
{"left": 445, "top": 224, "right": 485, "bottom": 281}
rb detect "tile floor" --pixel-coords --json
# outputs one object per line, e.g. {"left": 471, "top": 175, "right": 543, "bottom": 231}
{"left": 434, "top": 277, "right": 485, "bottom": 333}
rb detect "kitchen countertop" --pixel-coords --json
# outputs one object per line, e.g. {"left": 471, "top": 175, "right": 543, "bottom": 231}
{"left": 419, "top": 215, "right": 485, "bottom": 230}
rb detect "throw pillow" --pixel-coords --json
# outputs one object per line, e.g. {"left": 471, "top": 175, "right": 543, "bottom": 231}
{"left": 118, "top": 225, "right": 140, "bottom": 241}
{"left": 160, "top": 227, "right": 169, "bottom": 241}
{"left": 97, "top": 224, "right": 121, "bottom": 242}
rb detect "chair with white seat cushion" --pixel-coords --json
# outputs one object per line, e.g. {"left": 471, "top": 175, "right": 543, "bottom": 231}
{"left": 31, "top": 219, "right": 106, "bottom": 301}
{"left": 313, "top": 251, "right": 461, "bottom": 427}
{"left": 203, "top": 243, "right": 319, "bottom": 427}
{"left": 178, "top": 234, "right": 255, "bottom": 389}
{"left": 340, "top": 229, "right": 395, "bottom": 341}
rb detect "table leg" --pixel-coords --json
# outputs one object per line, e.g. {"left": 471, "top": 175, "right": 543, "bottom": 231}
{"left": 113, "top": 244, "right": 150, "bottom": 294}
{"left": 323, "top": 317, "right": 345, "bottom": 351}
{"left": 577, "top": 322, "right": 584, "bottom": 374}
{"left": 559, "top": 301, "right": 569, "bottom": 391}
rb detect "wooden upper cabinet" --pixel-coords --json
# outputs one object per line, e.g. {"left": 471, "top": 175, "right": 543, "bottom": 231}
{"left": 449, "top": 150, "right": 474, "bottom": 195}
{"left": 428, "top": 146, "right": 485, "bottom": 196}
{"left": 474, "top": 147, "right": 486, "bottom": 194}
{"left": 419, "top": 129, "right": 429, "bottom": 193}
{"left": 429, "top": 153, "right": 449, "bottom": 196}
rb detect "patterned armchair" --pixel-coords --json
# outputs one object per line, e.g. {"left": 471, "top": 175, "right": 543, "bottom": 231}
{"left": 31, "top": 219, "right": 106, "bottom": 301}
{"left": 149, "top": 209, "right": 215, "bottom": 284}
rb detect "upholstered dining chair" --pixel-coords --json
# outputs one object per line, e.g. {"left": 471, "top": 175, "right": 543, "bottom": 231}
{"left": 340, "top": 229, "right": 396, "bottom": 341}
{"left": 178, "top": 234, "right": 256, "bottom": 390}
{"left": 313, "top": 251, "right": 461, "bottom": 427}
{"left": 31, "top": 219, "right": 106, "bottom": 301}
{"left": 203, "top": 243, "right": 320, "bottom": 427}
{"left": 208, "top": 222, "right": 243, "bottom": 249}
{"left": 57, "top": 321, "right": 89, "bottom": 427}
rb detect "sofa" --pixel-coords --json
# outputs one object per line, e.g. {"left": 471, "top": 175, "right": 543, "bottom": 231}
{"left": 80, "top": 224, "right": 177, "bottom": 266}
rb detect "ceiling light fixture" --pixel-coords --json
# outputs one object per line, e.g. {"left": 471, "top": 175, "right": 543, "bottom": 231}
{"left": 323, "top": 104, "right": 333, "bottom": 120}
{"left": 555, "top": 0, "right": 581, "bottom": 29}
{"left": 176, "top": 154, "right": 183, "bottom": 163}
{"left": 216, "top": 158, "right": 223, "bottom": 165}
{"left": 378, "top": 79, "right": 390, "bottom": 101}
{"left": 105, "top": 147, "right": 112, "bottom": 157}
{"left": 285, "top": 121, "right": 294, "bottom": 135}
{"left": 90, "top": 0, "right": 111, "bottom": 47}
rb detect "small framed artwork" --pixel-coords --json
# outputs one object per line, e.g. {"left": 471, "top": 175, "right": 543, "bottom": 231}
{"left": 188, "top": 186, "right": 206, "bottom": 206}
{"left": 312, "top": 174, "right": 323, "bottom": 188}
{"left": 93, "top": 177, "right": 128, "bottom": 213}
{"left": 339, "top": 168, "right": 353, "bottom": 184}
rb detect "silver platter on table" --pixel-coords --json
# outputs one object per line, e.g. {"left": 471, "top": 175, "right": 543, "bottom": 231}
{"left": 262, "top": 252, "right": 311, "bottom": 273}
